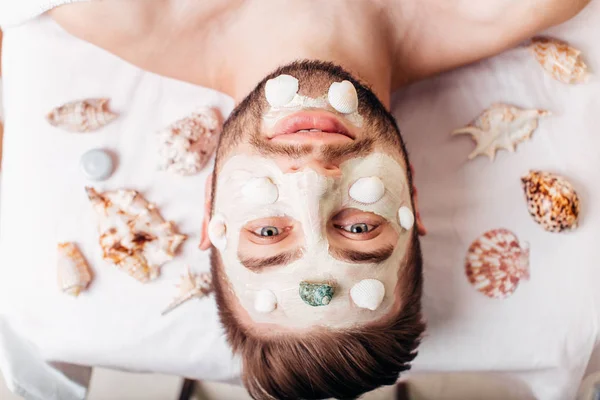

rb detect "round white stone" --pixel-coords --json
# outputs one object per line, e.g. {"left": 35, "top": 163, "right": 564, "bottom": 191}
{"left": 350, "top": 279, "right": 385, "bottom": 311}
{"left": 254, "top": 289, "right": 278, "bottom": 313}
{"left": 80, "top": 149, "right": 113, "bottom": 181}
{"left": 348, "top": 176, "right": 385, "bottom": 204}
{"left": 265, "top": 74, "right": 299, "bottom": 107}
{"left": 327, "top": 80, "right": 358, "bottom": 114}
{"left": 398, "top": 206, "right": 415, "bottom": 230}
{"left": 208, "top": 214, "right": 227, "bottom": 251}
{"left": 241, "top": 177, "right": 279, "bottom": 204}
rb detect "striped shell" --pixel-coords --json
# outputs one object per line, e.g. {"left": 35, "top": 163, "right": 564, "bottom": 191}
{"left": 162, "top": 266, "right": 212, "bottom": 315}
{"left": 57, "top": 242, "right": 92, "bottom": 296}
{"left": 86, "top": 187, "right": 187, "bottom": 283}
{"left": 530, "top": 37, "right": 589, "bottom": 84}
{"left": 521, "top": 171, "right": 580, "bottom": 232}
{"left": 157, "top": 107, "right": 222, "bottom": 175}
{"left": 265, "top": 74, "right": 299, "bottom": 107}
{"left": 350, "top": 279, "right": 385, "bottom": 311}
{"left": 465, "top": 229, "right": 530, "bottom": 299}
{"left": 452, "top": 104, "right": 549, "bottom": 161}
{"left": 46, "top": 98, "right": 118, "bottom": 132}
{"left": 327, "top": 80, "right": 358, "bottom": 114}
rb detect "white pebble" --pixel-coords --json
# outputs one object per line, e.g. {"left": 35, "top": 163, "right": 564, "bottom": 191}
{"left": 265, "top": 74, "right": 299, "bottom": 107}
{"left": 241, "top": 177, "right": 278, "bottom": 204}
{"left": 254, "top": 289, "right": 277, "bottom": 313}
{"left": 350, "top": 279, "right": 385, "bottom": 311}
{"left": 348, "top": 177, "right": 384, "bottom": 204}
{"left": 208, "top": 214, "right": 227, "bottom": 251}
{"left": 80, "top": 149, "right": 113, "bottom": 181}
{"left": 327, "top": 80, "right": 358, "bottom": 114}
{"left": 398, "top": 206, "right": 415, "bottom": 230}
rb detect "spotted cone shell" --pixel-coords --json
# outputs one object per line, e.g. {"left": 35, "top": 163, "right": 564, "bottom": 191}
{"left": 530, "top": 37, "right": 589, "bottom": 84}
{"left": 465, "top": 229, "right": 530, "bottom": 299}
{"left": 46, "top": 98, "right": 118, "bottom": 132}
{"left": 521, "top": 171, "right": 580, "bottom": 232}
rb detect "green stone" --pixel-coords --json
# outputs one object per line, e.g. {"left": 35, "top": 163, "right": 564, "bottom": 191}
{"left": 299, "top": 282, "right": 334, "bottom": 307}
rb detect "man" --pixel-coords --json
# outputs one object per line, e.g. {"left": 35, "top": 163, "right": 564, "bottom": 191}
{"left": 45, "top": 1, "right": 589, "bottom": 399}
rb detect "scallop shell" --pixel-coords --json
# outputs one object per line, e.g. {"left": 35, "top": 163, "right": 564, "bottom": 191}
{"left": 530, "top": 37, "right": 589, "bottom": 84}
{"left": 465, "top": 229, "right": 530, "bottom": 299}
{"left": 57, "top": 242, "right": 92, "bottom": 296}
{"left": 254, "top": 289, "right": 278, "bottom": 314}
{"left": 161, "top": 266, "right": 212, "bottom": 315}
{"left": 398, "top": 206, "right": 415, "bottom": 230}
{"left": 299, "top": 282, "right": 334, "bottom": 307}
{"left": 157, "top": 107, "right": 222, "bottom": 175}
{"left": 265, "top": 74, "right": 299, "bottom": 107}
{"left": 327, "top": 80, "right": 358, "bottom": 114}
{"left": 521, "top": 171, "right": 580, "bottom": 232}
{"left": 348, "top": 177, "right": 385, "bottom": 204}
{"left": 46, "top": 98, "right": 118, "bottom": 132}
{"left": 350, "top": 279, "right": 385, "bottom": 310}
{"left": 86, "top": 187, "right": 187, "bottom": 283}
{"left": 452, "top": 104, "right": 550, "bottom": 161}
{"left": 241, "top": 177, "right": 279, "bottom": 205}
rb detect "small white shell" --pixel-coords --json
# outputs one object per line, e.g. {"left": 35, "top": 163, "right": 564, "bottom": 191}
{"left": 57, "top": 242, "right": 92, "bottom": 296}
{"left": 241, "top": 177, "right": 279, "bottom": 204}
{"left": 265, "top": 75, "right": 299, "bottom": 107}
{"left": 327, "top": 81, "right": 358, "bottom": 114}
{"left": 254, "top": 289, "right": 278, "bottom": 313}
{"left": 208, "top": 214, "right": 227, "bottom": 251}
{"left": 350, "top": 279, "right": 385, "bottom": 311}
{"left": 348, "top": 177, "right": 385, "bottom": 204}
{"left": 398, "top": 206, "right": 415, "bottom": 230}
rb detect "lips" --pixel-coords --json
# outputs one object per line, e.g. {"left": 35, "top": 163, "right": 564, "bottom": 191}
{"left": 270, "top": 112, "right": 354, "bottom": 142}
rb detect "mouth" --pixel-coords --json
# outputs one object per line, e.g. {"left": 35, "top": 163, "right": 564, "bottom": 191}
{"left": 269, "top": 111, "right": 354, "bottom": 143}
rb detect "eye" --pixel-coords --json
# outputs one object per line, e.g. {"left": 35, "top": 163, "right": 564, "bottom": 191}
{"left": 254, "top": 226, "right": 280, "bottom": 237}
{"left": 340, "top": 223, "right": 376, "bottom": 234}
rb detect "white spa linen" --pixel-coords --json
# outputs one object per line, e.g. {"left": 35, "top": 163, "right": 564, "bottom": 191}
{"left": 0, "top": 4, "right": 600, "bottom": 400}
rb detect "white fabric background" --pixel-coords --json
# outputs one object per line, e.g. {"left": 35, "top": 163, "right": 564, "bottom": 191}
{"left": 0, "top": 3, "right": 599, "bottom": 399}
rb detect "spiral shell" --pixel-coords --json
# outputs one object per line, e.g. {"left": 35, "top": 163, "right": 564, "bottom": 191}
{"left": 57, "top": 242, "right": 92, "bottom": 296}
{"left": 327, "top": 80, "right": 358, "bottom": 114}
{"left": 521, "top": 171, "right": 580, "bottom": 232}
{"left": 46, "top": 98, "right": 118, "bottom": 132}
{"left": 350, "top": 279, "right": 385, "bottom": 311}
{"left": 530, "top": 37, "right": 589, "bottom": 84}
{"left": 465, "top": 229, "right": 530, "bottom": 299}
{"left": 299, "top": 282, "right": 334, "bottom": 307}
{"left": 241, "top": 177, "right": 279, "bottom": 205}
{"left": 348, "top": 177, "right": 385, "bottom": 204}
{"left": 265, "top": 74, "right": 299, "bottom": 107}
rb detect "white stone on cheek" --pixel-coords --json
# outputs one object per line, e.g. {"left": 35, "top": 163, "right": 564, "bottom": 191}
{"left": 264, "top": 74, "right": 299, "bottom": 107}
{"left": 241, "top": 177, "right": 278, "bottom": 204}
{"left": 350, "top": 279, "right": 385, "bottom": 311}
{"left": 398, "top": 206, "right": 415, "bottom": 230}
{"left": 327, "top": 80, "right": 358, "bottom": 114}
{"left": 348, "top": 176, "right": 385, "bottom": 204}
{"left": 208, "top": 214, "right": 227, "bottom": 251}
{"left": 254, "top": 289, "right": 278, "bottom": 313}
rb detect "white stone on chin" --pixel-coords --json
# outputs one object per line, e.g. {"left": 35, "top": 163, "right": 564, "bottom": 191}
{"left": 327, "top": 80, "right": 358, "bottom": 114}
{"left": 264, "top": 74, "right": 299, "bottom": 107}
{"left": 398, "top": 206, "right": 415, "bottom": 230}
{"left": 348, "top": 176, "right": 385, "bottom": 204}
{"left": 254, "top": 289, "right": 278, "bottom": 313}
{"left": 350, "top": 279, "right": 385, "bottom": 311}
{"left": 241, "top": 177, "right": 278, "bottom": 204}
{"left": 208, "top": 214, "right": 227, "bottom": 251}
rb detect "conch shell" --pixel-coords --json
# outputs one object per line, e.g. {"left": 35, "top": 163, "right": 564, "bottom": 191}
{"left": 57, "top": 242, "right": 92, "bottom": 296}
{"left": 161, "top": 266, "right": 212, "bottom": 315}
{"left": 86, "top": 187, "right": 187, "bottom": 282}
{"left": 530, "top": 37, "right": 589, "bottom": 84}
{"left": 46, "top": 98, "right": 118, "bottom": 132}
{"left": 452, "top": 104, "right": 549, "bottom": 161}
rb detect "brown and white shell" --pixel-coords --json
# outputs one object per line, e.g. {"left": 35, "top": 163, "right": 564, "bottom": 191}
{"left": 452, "top": 104, "right": 549, "bottom": 161}
{"left": 46, "top": 98, "right": 118, "bottom": 132}
{"left": 158, "top": 107, "right": 222, "bottom": 175}
{"left": 57, "top": 242, "right": 92, "bottom": 296}
{"left": 161, "top": 266, "right": 212, "bottom": 315}
{"left": 86, "top": 187, "right": 187, "bottom": 283}
{"left": 521, "top": 170, "right": 580, "bottom": 232}
{"left": 530, "top": 37, "right": 589, "bottom": 84}
{"left": 465, "top": 229, "right": 530, "bottom": 299}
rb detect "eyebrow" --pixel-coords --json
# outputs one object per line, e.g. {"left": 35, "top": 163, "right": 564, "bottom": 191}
{"left": 238, "top": 248, "right": 303, "bottom": 272}
{"left": 329, "top": 245, "right": 394, "bottom": 264}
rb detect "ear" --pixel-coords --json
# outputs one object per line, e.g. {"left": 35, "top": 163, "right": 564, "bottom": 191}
{"left": 199, "top": 174, "right": 214, "bottom": 251}
{"left": 410, "top": 164, "right": 427, "bottom": 236}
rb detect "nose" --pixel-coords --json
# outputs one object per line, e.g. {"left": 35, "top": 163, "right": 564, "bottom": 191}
{"left": 279, "top": 159, "right": 341, "bottom": 177}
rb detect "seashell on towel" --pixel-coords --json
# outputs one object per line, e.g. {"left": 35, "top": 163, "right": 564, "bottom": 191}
{"left": 158, "top": 107, "right": 223, "bottom": 175}
{"left": 46, "top": 98, "right": 118, "bottom": 132}
{"left": 530, "top": 37, "right": 589, "bottom": 84}
{"left": 86, "top": 187, "right": 187, "bottom": 283}
{"left": 452, "top": 104, "right": 549, "bottom": 161}
{"left": 521, "top": 170, "right": 580, "bottom": 232}
{"left": 57, "top": 242, "right": 92, "bottom": 296}
{"left": 161, "top": 266, "right": 212, "bottom": 315}
{"left": 465, "top": 229, "right": 530, "bottom": 299}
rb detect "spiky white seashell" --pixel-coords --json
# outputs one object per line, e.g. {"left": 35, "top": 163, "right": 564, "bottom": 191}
{"left": 254, "top": 289, "right": 278, "bottom": 313}
{"left": 57, "top": 242, "right": 92, "bottom": 296}
{"left": 349, "top": 177, "right": 385, "bottom": 204}
{"left": 328, "top": 80, "right": 358, "bottom": 114}
{"left": 208, "top": 214, "right": 227, "bottom": 251}
{"left": 241, "top": 177, "right": 279, "bottom": 204}
{"left": 398, "top": 206, "right": 415, "bottom": 230}
{"left": 161, "top": 266, "right": 212, "bottom": 315}
{"left": 350, "top": 279, "right": 385, "bottom": 311}
{"left": 265, "top": 75, "right": 299, "bottom": 107}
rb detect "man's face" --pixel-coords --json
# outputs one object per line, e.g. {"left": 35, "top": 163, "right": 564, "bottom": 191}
{"left": 206, "top": 62, "right": 418, "bottom": 330}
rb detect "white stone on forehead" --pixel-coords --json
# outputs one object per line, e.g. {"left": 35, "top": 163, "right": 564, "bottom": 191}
{"left": 241, "top": 177, "right": 279, "bottom": 205}
{"left": 327, "top": 80, "right": 358, "bottom": 114}
{"left": 254, "top": 289, "right": 278, "bottom": 313}
{"left": 80, "top": 149, "right": 113, "bottom": 181}
{"left": 265, "top": 74, "right": 299, "bottom": 107}
{"left": 208, "top": 214, "right": 227, "bottom": 251}
{"left": 348, "top": 176, "right": 385, "bottom": 204}
{"left": 350, "top": 279, "right": 385, "bottom": 311}
{"left": 398, "top": 206, "right": 415, "bottom": 230}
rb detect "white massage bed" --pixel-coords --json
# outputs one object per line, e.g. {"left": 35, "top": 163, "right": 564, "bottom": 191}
{"left": 1, "top": 3, "right": 600, "bottom": 399}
